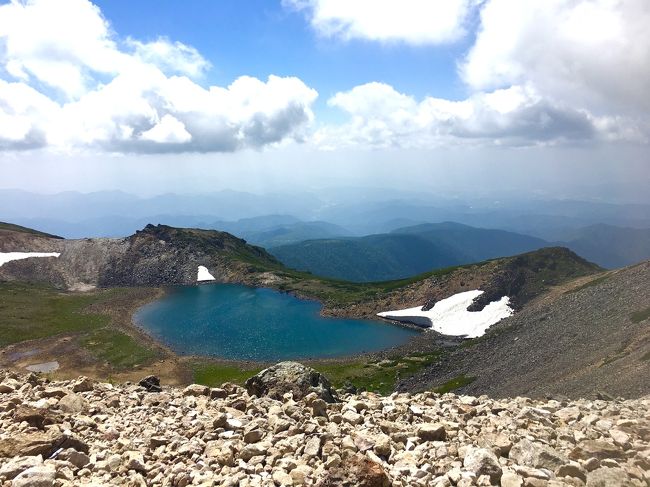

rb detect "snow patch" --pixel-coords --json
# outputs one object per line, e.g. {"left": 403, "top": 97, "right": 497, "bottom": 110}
{"left": 377, "top": 290, "right": 513, "bottom": 338}
{"left": 197, "top": 265, "right": 215, "bottom": 282}
{"left": 0, "top": 252, "right": 61, "bottom": 267}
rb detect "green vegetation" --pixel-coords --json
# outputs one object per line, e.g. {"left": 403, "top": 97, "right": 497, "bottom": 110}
{"left": 433, "top": 375, "right": 476, "bottom": 393}
{"left": 81, "top": 328, "right": 158, "bottom": 369}
{"left": 190, "top": 352, "right": 443, "bottom": 395}
{"left": 0, "top": 221, "right": 61, "bottom": 238}
{"left": 192, "top": 361, "right": 263, "bottom": 387}
{"left": 631, "top": 306, "right": 650, "bottom": 323}
{"left": 0, "top": 282, "right": 111, "bottom": 346}
{"left": 0, "top": 282, "right": 159, "bottom": 370}
{"left": 234, "top": 244, "right": 600, "bottom": 314}
{"left": 313, "top": 352, "right": 442, "bottom": 395}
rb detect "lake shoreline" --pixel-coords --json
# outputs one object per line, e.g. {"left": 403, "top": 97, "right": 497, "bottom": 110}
{"left": 132, "top": 282, "right": 425, "bottom": 363}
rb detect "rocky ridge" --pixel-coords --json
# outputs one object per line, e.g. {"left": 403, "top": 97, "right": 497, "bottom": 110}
{"left": 0, "top": 224, "right": 281, "bottom": 290}
{"left": 1, "top": 367, "right": 649, "bottom": 487}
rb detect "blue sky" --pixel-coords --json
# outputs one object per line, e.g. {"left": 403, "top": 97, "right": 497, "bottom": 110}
{"left": 95, "top": 0, "right": 472, "bottom": 114}
{"left": 0, "top": 0, "right": 648, "bottom": 201}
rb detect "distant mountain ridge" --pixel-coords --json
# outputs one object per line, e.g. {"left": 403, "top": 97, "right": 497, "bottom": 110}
{"left": 555, "top": 224, "right": 650, "bottom": 269}
{"left": 270, "top": 221, "right": 650, "bottom": 281}
{"left": 270, "top": 222, "right": 549, "bottom": 282}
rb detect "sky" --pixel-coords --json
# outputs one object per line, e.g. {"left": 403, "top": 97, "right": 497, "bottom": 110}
{"left": 0, "top": 0, "right": 649, "bottom": 201}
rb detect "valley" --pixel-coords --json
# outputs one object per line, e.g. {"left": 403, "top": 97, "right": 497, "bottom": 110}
{"left": 4, "top": 220, "right": 645, "bottom": 401}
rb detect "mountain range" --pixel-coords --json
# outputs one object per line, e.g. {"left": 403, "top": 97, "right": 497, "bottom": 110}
{"left": 270, "top": 222, "right": 650, "bottom": 281}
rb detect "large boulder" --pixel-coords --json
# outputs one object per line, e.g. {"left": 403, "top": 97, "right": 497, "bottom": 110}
{"left": 245, "top": 362, "right": 338, "bottom": 403}
{"left": 509, "top": 438, "right": 568, "bottom": 470}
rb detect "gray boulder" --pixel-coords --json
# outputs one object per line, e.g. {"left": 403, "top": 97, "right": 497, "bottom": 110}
{"left": 245, "top": 361, "right": 338, "bottom": 403}
{"left": 463, "top": 446, "right": 503, "bottom": 482}
{"left": 586, "top": 467, "right": 630, "bottom": 486}
{"left": 509, "top": 438, "right": 568, "bottom": 470}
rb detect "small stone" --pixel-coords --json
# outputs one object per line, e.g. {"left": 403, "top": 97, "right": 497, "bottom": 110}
{"left": 273, "top": 470, "right": 294, "bottom": 486}
{"left": 138, "top": 375, "right": 162, "bottom": 392}
{"left": 12, "top": 465, "right": 56, "bottom": 487}
{"left": 373, "top": 435, "right": 392, "bottom": 457}
{"left": 210, "top": 387, "right": 227, "bottom": 399}
{"left": 501, "top": 471, "right": 524, "bottom": 487}
{"left": 609, "top": 429, "right": 630, "bottom": 449}
{"left": 244, "top": 429, "right": 265, "bottom": 443}
{"left": 182, "top": 384, "right": 210, "bottom": 396}
{"left": 72, "top": 377, "right": 94, "bottom": 393}
{"left": 240, "top": 443, "right": 268, "bottom": 461}
{"left": 290, "top": 465, "right": 312, "bottom": 485}
{"left": 40, "top": 388, "right": 67, "bottom": 398}
{"left": 57, "top": 393, "right": 88, "bottom": 413}
{"left": 0, "top": 455, "right": 43, "bottom": 480}
{"left": 342, "top": 410, "right": 363, "bottom": 425}
{"left": 463, "top": 447, "right": 502, "bottom": 483}
{"left": 417, "top": 423, "right": 446, "bottom": 441}
{"left": 123, "top": 451, "right": 147, "bottom": 472}
{"left": 556, "top": 464, "right": 586, "bottom": 482}
{"left": 569, "top": 440, "right": 624, "bottom": 461}
{"left": 585, "top": 467, "right": 630, "bottom": 487}
{"left": 58, "top": 448, "right": 90, "bottom": 468}
{"left": 311, "top": 398, "right": 328, "bottom": 417}
{"left": 304, "top": 436, "right": 321, "bottom": 457}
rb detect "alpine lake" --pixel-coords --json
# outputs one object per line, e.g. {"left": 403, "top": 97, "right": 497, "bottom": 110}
{"left": 134, "top": 283, "right": 418, "bottom": 361}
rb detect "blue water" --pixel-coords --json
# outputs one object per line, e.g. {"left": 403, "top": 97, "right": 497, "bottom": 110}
{"left": 134, "top": 283, "right": 418, "bottom": 361}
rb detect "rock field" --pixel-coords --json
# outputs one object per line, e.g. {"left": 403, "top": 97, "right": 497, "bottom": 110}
{"left": 0, "top": 365, "right": 649, "bottom": 487}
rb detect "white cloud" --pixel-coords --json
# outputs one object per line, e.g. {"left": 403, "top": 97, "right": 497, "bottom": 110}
{"left": 140, "top": 114, "right": 192, "bottom": 144}
{"left": 0, "top": 0, "right": 127, "bottom": 98}
{"left": 0, "top": 79, "right": 59, "bottom": 149}
{"left": 461, "top": 0, "right": 650, "bottom": 116}
{"left": 311, "top": 0, "right": 650, "bottom": 148}
{"left": 128, "top": 38, "right": 210, "bottom": 78}
{"left": 318, "top": 82, "right": 642, "bottom": 149}
{"left": 283, "top": 0, "right": 475, "bottom": 44}
{"left": 0, "top": 0, "right": 318, "bottom": 153}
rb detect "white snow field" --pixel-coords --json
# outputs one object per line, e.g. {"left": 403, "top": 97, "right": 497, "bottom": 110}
{"left": 197, "top": 265, "right": 216, "bottom": 282}
{"left": 0, "top": 252, "right": 61, "bottom": 267}
{"left": 377, "top": 290, "right": 513, "bottom": 338}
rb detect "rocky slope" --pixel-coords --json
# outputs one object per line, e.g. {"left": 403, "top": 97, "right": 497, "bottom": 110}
{"left": 0, "top": 365, "right": 649, "bottom": 487}
{"left": 0, "top": 223, "right": 281, "bottom": 290}
{"left": 398, "top": 261, "right": 650, "bottom": 399}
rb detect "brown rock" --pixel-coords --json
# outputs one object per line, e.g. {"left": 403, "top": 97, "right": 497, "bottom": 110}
{"left": 0, "top": 431, "right": 64, "bottom": 458}
{"left": 585, "top": 467, "right": 630, "bottom": 487}
{"left": 57, "top": 393, "right": 88, "bottom": 413}
{"left": 417, "top": 423, "right": 446, "bottom": 441}
{"left": 569, "top": 440, "right": 624, "bottom": 461}
{"left": 316, "top": 453, "right": 390, "bottom": 487}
